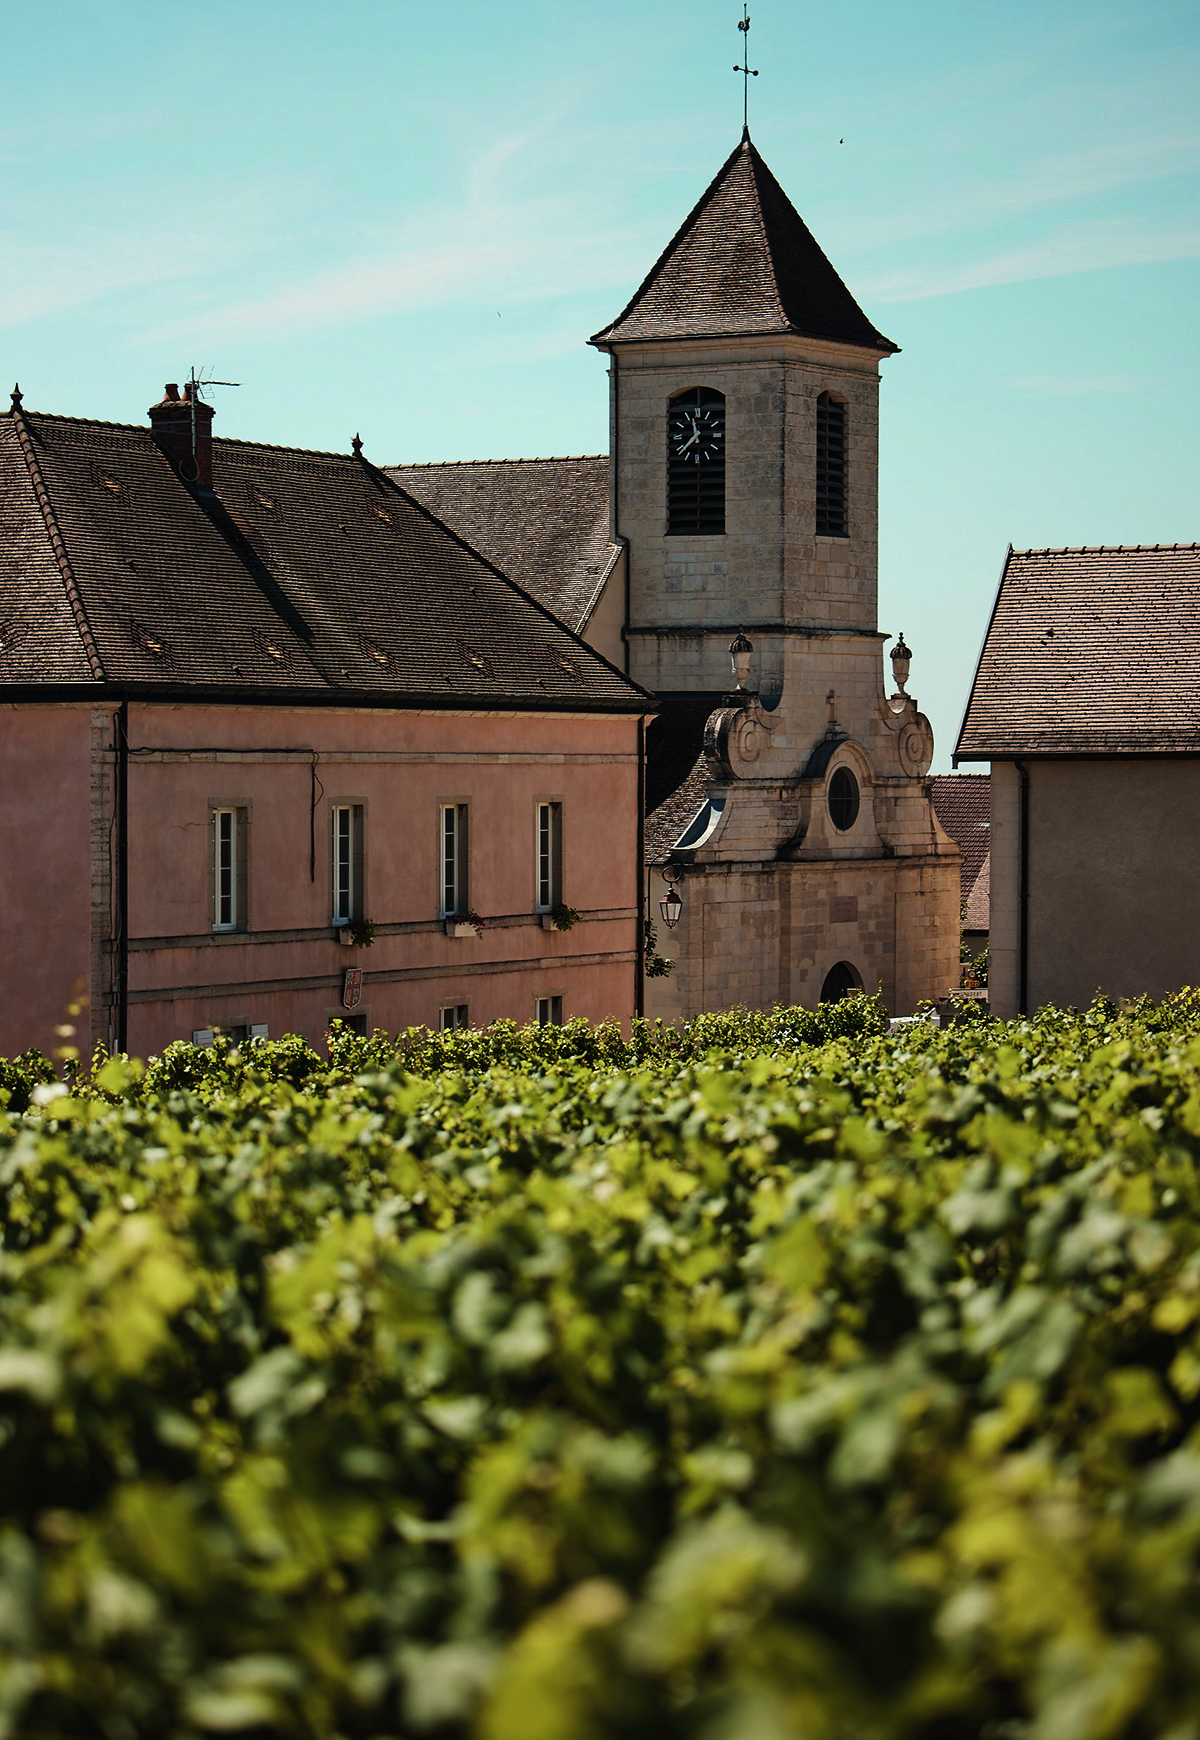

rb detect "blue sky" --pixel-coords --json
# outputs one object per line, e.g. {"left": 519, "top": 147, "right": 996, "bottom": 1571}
{"left": 3, "top": 0, "right": 1197, "bottom": 765}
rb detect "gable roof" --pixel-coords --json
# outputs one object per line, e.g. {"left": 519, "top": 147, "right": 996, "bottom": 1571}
{"left": 591, "top": 134, "right": 896, "bottom": 353}
{"left": 386, "top": 456, "right": 617, "bottom": 635}
{"left": 956, "top": 544, "right": 1200, "bottom": 759}
{"left": 0, "top": 404, "right": 649, "bottom": 714}
{"left": 930, "top": 773, "right": 990, "bottom": 911}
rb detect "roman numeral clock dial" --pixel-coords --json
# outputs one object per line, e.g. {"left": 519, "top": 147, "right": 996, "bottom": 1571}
{"left": 669, "top": 406, "right": 725, "bottom": 463}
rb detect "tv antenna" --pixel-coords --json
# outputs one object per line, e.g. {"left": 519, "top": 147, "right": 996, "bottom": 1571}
{"left": 734, "top": 6, "right": 758, "bottom": 137}
{"left": 185, "top": 365, "right": 240, "bottom": 472}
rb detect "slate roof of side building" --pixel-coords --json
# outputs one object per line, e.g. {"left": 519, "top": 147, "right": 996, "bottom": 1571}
{"left": 957, "top": 545, "right": 1200, "bottom": 759}
{"left": 590, "top": 134, "right": 896, "bottom": 354}
{"left": 0, "top": 399, "right": 649, "bottom": 713}
{"left": 387, "top": 456, "right": 617, "bottom": 635}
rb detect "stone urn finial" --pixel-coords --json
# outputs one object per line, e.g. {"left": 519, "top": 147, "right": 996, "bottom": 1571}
{"left": 890, "top": 632, "right": 912, "bottom": 696}
{"left": 729, "top": 630, "right": 753, "bottom": 690}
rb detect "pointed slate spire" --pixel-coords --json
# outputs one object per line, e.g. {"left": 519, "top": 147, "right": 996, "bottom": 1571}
{"left": 591, "top": 136, "right": 896, "bottom": 353}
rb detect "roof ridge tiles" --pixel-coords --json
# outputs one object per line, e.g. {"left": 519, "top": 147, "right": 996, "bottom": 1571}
{"left": 1, "top": 408, "right": 150, "bottom": 435}
{"left": 388, "top": 455, "right": 609, "bottom": 468}
{"left": 1013, "top": 542, "right": 1200, "bottom": 556}
{"left": 1, "top": 409, "right": 374, "bottom": 466}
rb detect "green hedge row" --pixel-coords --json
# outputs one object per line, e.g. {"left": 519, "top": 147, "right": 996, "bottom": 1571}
{"left": 0, "top": 995, "right": 1198, "bottom": 1738}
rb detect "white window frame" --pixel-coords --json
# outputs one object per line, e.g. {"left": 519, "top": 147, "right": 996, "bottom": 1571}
{"left": 213, "top": 808, "right": 239, "bottom": 931}
{"left": 536, "top": 995, "right": 563, "bottom": 1027}
{"left": 331, "top": 803, "right": 364, "bottom": 925}
{"left": 440, "top": 803, "right": 469, "bottom": 917}
{"left": 535, "top": 801, "right": 562, "bottom": 912}
{"left": 439, "top": 1003, "right": 470, "bottom": 1032}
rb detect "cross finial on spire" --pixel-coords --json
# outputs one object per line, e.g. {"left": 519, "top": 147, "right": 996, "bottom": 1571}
{"left": 733, "top": 6, "right": 758, "bottom": 137}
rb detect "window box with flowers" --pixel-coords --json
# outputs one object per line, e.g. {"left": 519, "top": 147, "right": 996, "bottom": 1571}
{"left": 445, "top": 910, "right": 487, "bottom": 939}
{"left": 541, "top": 904, "right": 580, "bottom": 933}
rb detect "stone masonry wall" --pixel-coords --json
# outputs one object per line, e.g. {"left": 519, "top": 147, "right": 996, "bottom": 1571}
{"left": 613, "top": 334, "right": 884, "bottom": 696}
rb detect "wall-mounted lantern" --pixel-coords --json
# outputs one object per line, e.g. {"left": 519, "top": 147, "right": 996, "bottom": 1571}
{"left": 729, "top": 630, "right": 753, "bottom": 691}
{"left": 659, "top": 885, "right": 683, "bottom": 930}
{"left": 890, "top": 632, "right": 912, "bottom": 697}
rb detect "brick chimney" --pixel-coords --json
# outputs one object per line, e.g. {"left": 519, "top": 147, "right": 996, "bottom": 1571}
{"left": 149, "top": 382, "right": 214, "bottom": 488}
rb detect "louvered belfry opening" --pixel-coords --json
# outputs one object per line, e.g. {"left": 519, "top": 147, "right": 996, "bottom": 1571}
{"left": 815, "top": 391, "right": 847, "bottom": 537}
{"left": 667, "top": 387, "right": 726, "bottom": 535}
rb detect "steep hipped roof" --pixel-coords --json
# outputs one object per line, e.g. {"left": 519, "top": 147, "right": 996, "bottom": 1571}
{"left": 956, "top": 544, "right": 1200, "bottom": 759}
{"left": 0, "top": 405, "right": 648, "bottom": 713}
{"left": 386, "top": 456, "right": 617, "bottom": 634}
{"left": 591, "top": 134, "right": 896, "bottom": 353}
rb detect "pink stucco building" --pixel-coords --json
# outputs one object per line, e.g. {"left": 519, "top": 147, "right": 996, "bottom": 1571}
{"left": 0, "top": 385, "right": 649, "bottom": 1059}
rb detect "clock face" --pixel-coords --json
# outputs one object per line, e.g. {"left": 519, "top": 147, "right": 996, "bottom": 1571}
{"left": 669, "top": 404, "right": 724, "bottom": 464}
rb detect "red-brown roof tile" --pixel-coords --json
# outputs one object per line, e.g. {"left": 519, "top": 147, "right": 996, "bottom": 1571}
{"left": 957, "top": 544, "right": 1200, "bottom": 758}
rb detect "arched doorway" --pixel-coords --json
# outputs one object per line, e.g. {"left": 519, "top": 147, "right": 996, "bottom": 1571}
{"left": 820, "top": 960, "right": 863, "bottom": 1003}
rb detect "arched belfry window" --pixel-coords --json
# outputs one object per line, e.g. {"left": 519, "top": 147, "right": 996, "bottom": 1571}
{"left": 815, "top": 391, "right": 847, "bottom": 537}
{"left": 667, "top": 388, "right": 725, "bottom": 535}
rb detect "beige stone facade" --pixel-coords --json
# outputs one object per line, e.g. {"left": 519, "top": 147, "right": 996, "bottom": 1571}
{"left": 611, "top": 337, "right": 959, "bottom": 1019}
{"left": 617, "top": 336, "right": 883, "bottom": 697}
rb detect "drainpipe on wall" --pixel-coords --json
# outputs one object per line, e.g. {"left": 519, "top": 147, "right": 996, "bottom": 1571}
{"left": 635, "top": 715, "right": 645, "bottom": 1019}
{"left": 115, "top": 701, "right": 129, "bottom": 1054}
{"left": 608, "top": 349, "right": 632, "bottom": 678}
{"left": 1016, "top": 759, "right": 1029, "bottom": 1017}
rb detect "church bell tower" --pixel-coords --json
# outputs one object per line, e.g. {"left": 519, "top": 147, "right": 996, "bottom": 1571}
{"left": 591, "top": 132, "right": 961, "bottom": 1016}
{"left": 590, "top": 130, "right": 897, "bottom": 702}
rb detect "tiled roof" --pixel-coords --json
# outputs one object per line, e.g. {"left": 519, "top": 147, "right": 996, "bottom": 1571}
{"left": 0, "top": 406, "right": 649, "bottom": 714}
{"left": 644, "top": 693, "right": 724, "bottom": 863}
{"left": 930, "top": 773, "right": 990, "bottom": 904}
{"left": 957, "top": 545, "right": 1200, "bottom": 758}
{"left": 591, "top": 135, "right": 896, "bottom": 353}
{"left": 386, "top": 456, "right": 617, "bottom": 634}
{"left": 964, "top": 851, "right": 990, "bottom": 932}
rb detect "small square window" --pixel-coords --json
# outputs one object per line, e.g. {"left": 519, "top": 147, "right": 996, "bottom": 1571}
{"left": 440, "top": 1003, "right": 470, "bottom": 1032}
{"left": 536, "top": 996, "right": 563, "bottom": 1027}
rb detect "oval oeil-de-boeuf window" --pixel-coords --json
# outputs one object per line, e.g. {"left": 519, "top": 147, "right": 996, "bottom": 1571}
{"left": 828, "top": 766, "right": 860, "bottom": 831}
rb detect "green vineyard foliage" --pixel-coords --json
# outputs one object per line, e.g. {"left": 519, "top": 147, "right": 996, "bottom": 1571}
{"left": 0, "top": 995, "right": 1199, "bottom": 1737}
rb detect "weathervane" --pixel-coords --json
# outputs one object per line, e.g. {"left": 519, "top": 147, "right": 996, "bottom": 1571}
{"left": 733, "top": 6, "right": 758, "bottom": 137}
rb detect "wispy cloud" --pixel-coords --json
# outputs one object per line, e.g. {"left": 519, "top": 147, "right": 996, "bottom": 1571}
{"left": 864, "top": 215, "right": 1200, "bottom": 303}
{"left": 0, "top": 190, "right": 276, "bottom": 331}
{"left": 827, "top": 124, "right": 1200, "bottom": 259}
{"left": 143, "top": 119, "right": 650, "bottom": 346}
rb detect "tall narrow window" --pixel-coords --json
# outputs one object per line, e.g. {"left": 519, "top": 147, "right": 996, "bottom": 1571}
{"left": 815, "top": 392, "right": 847, "bottom": 537}
{"left": 667, "top": 387, "right": 725, "bottom": 535}
{"left": 440, "top": 804, "right": 469, "bottom": 917}
{"left": 211, "top": 807, "right": 248, "bottom": 932}
{"left": 536, "top": 802, "right": 562, "bottom": 911}
{"left": 331, "top": 804, "right": 364, "bottom": 925}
